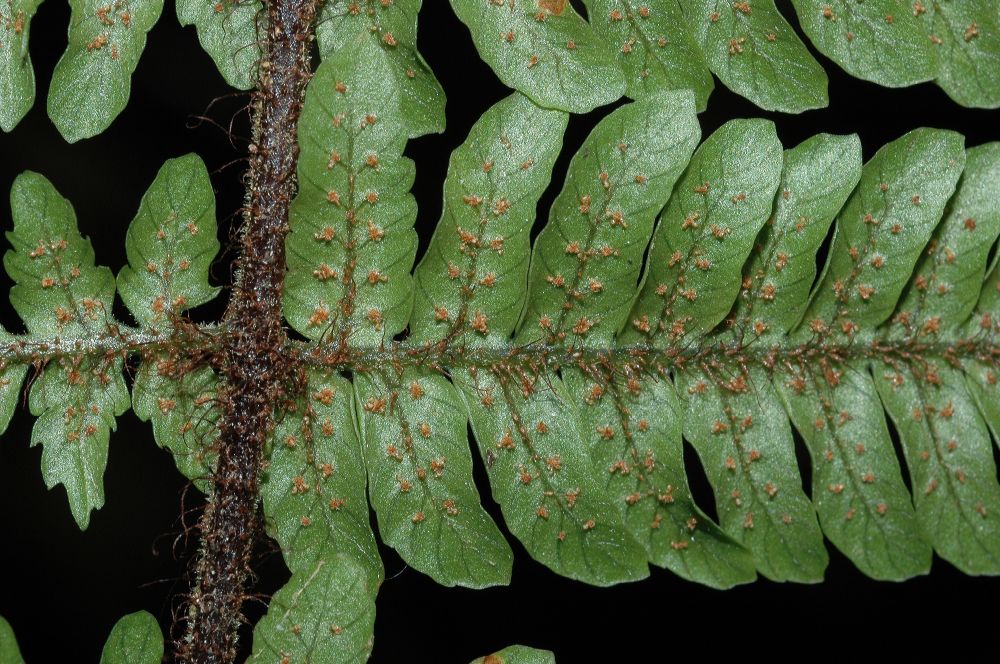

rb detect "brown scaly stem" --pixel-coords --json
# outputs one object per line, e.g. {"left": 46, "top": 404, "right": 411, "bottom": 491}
{"left": 177, "top": 0, "right": 316, "bottom": 661}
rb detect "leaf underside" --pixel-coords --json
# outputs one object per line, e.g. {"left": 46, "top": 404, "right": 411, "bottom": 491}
{"left": 176, "top": 0, "right": 261, "bottom": 90}
{"left": 99, "top": 611, "right": 163, "bottom": 664}
{"left": 277, "top": 26, "right": 1000, "bottom": 602}
{"left": 6, "top": 27, "right": 1000, "bottom": 661}
{"left": 7, "top": 172, "right": 130, "bottom": 529}
{"left": 47, "top": 0, "right": 163, "bottom": 142}
{"left": 249, "top": 554, "right": 377, "bottom": 664}
{"left": 3, "top": 155, "right": 222, "bottom": 528}
{"left": 3, "top": 0, "right": 998, "bottom": 142}
{"left": 316, "top": 0, "right": 446, "bottom": 138}
{"left": 449, "top": 0, "right": 1000, "bottom": 113}
{"left": 254, "top": 49, "right": 1000, "bottom": 651}
{"left": 0, "top": 616, "right": 24, "bottom": 664}
{"left": 470, "top": 645, "right": 557, "bottom": 664}
{"left": 0, "top": 0, "right": 44, "bottom": 132}
{"left": 4, "top": 1, "right": 1000, "bottom": 662}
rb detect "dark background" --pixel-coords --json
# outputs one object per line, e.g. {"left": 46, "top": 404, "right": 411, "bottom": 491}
{"left": 1, "top": 1, "right": 998, "bottom": 662}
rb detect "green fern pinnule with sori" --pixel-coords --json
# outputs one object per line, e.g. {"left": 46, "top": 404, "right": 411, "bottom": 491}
{"left": 1, "top": 0, "right": 999, "bottom": 661}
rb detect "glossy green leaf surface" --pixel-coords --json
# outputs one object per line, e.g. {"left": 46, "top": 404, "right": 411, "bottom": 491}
{"left": 176, "top": 0, "right": 260, "bottom": 89}
{"left": 6, "top": 173, "right": 129, "bottom": 529}
{"left": 284, "top": 42, "right": 417, "bottom": 346}
{"left": 118, "top": 154, "right": 220, "bottom": 330}
{"left": 798, "top": 128, "right": 966, "bottom": 339}
{"left": 249, "top": 554, "right": 376, "bottom": 664}
{"left": 886, "top": 142, "right": 1000, "bottom": 336}
{"left": 261, "top": 371, "right": 382, "bottom": 585}
{"left": 966, "top": 262, "right": 1000, "bottom": 443}
{"left": 791, "top": 0, "right": 937, "bottom": 87}
{"left": 777, "top": 361, "right": 932, "bottom": 579}
{"left": 729, "top": 133, "right": 863, "bottom": 338}
{"left": 47, "top": 0, "right": 163, "bottom": 141}
{"left": 25, "top": 338, "right": 130, "bottom": 529}
{"left": 874, "top": 360, "right": 1000, "bottom": 573}
{"left": 684, "top": 0, "right": 828, "bottom": 113}
{"left": 624, "top": 118, "right": 783, "bottom": 347}
{"left": 355, "top": 367, "right": 512, "bottom": 588}
{"left": 99, "top": 611, "right": 163, "bottom": 664}
{"left": 6, "top": 29, "right": 1000, "bottom": 661}
{"left": 132, "top": 362, "right": 218, "bottom": 487}
{"left": 0, "top": 616, "right": 24, "bottom": 664}
{"left": 410, "top": 92, "right": 567, "bottom": 346}
{"left": 918, "top": 0, "right": 1000, "bottom": 107}
{"left": 457, "top": 367, "right": 650, "bottom": 586}
{"left": 471, "top": 645, "right": 556, "bottom": 664}
{"left": 677, "top": 366, "right": 827, "bottom": 582}
{"left": 871, "top": 143, "right": 1000, "bottom": 574}
{"left": 563, "top": 366, "right": 756, "bottom": 587}
{"left": 516, "top": 90, "right": 700, "bottom": 349}
{"left": 449, "top": 0, "right": 626, "bottom": 113}
{"left": 583, "top": 0, "right": 714, "bottom": 110}
{"left": 317, "top": 0, "right": 445, "bottom": 137}
{"left": 6, "top": 172, "right": 118, "bottom": 338}
{"left": 0, "top": 0, "right": 43, "bottom": 132}
{"left": 0, "top": 327, "right": 28, "bottom": 436}
{"left": 771, "top": 129, "right": 966, "bottom": 579}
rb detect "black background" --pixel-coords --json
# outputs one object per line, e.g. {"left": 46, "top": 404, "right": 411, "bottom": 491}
{"left": 1, "top": 1, "right": 998, "bottom": 662}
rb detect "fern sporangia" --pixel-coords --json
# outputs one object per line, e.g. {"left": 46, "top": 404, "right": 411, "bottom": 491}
{"left": 1, "top": 0, "right": 999, "bottom": 661}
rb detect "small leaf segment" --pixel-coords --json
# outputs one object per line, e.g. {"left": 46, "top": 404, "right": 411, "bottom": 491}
{"left": 0, "top": 611, "right": 166, "bottom": 663}
{"left": 0, "top": 616, "right": 24, "bottom": 664}
{"left": 470, "top": 645, "right": 557, "bottom": 664}
{"left": 47, "top": 0, "right": 164, "bottom": 142}
{"left": 249, "top": 555, "right": 376, "bottom": 664}
{"left": 0, "top": 0, "right": 44, "bottom": 132}
{"left": 99, "top": 611, "right": 164, "bottom": 664}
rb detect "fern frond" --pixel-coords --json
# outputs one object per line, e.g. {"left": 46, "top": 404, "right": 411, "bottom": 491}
{"left": 0, "top": 328, "right": 27, "bottom": 437}
{"left": 132, "top": 362, "right": 219, "bottom": 487}
{"left": 871, "top": 143, "right": 1000, "bottom": 574}
{"left": 791, "top": 0, "right": 1000, "bottom": 108}
{"left": 410, "top": 92, "right": 567, "bottom": 345}
{"left": 917, "top": 0, "right": 1000, "bottom": 108}
{"left": 4, "top": 157, "right": 225, "bottom": 527}
{"left": 117, "top": 154, "right": 221, "bottom": 330}
{"left": 791, "top": 0, "right": 938, "bottom": 88}
{"left": 450, "top": 0, "right": 627, "bottom": 113}
{"left": 11, "top": 64, "right": 997, "bottom": 660}
{"left": 5, "top": 0, "right": 997, "bottom": 140}
{"left": 357, "top": 366, "right": 514, "bottom": 587}
{"left": 582, "top": 0, "right": 714, "bottom": 110}
{"left": 7, "top": 172, "right": 132, "bottom": 527}
{"left": 277, "top": 57, "right": 1000, "bottom": 604}
{"left": 6, "top": 3, "right": 1000, "bottom": 658}
{"left": 967, "top": 262, "right": 1000, "bottom": 440}
{"left": 685, "top": 0, "right": 829, "bottom": 113}
{"left": 283, "top": 42, "right": 418, "bottom": 345}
